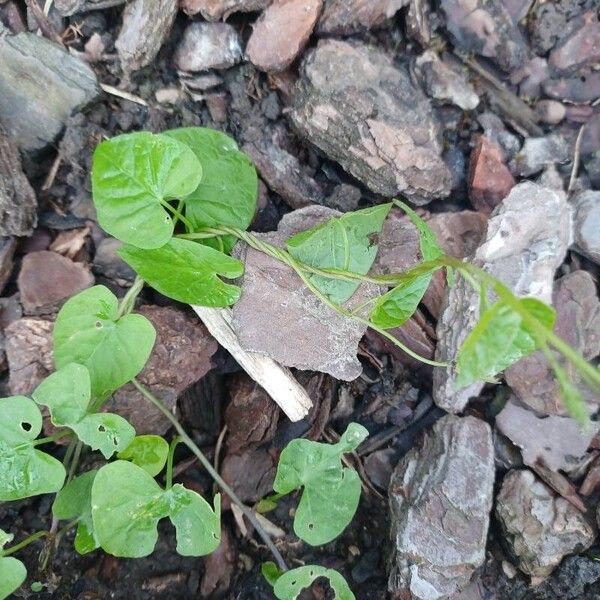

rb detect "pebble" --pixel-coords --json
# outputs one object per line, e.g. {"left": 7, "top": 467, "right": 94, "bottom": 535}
{"left": 181, "top": 0, "right": 271, "bottom": 20}
{"left": 535, "top": 100, "right": 566, "bottom": 124}
{"left": 572, "top": 190, "right": 600, "bottom": 266}
{"left": 317, "top": 0, "right": 408, "bottom": 35}
{"left": 510, "top": 134, "right": 571, "bottom": 177}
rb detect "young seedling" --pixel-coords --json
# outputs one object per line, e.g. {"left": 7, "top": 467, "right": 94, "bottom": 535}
{"left": 1, "top": 126, "right": 599, "bottom": 600}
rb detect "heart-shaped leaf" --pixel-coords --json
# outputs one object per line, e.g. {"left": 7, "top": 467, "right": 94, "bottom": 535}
{"left": 0, "top": 530, "right": 27, "bottom": 600}
{"left": 53, "top": 286, "right": 156, "bottom": 400}
{"left": 91, "top": 461, "right": 221, "bottom": 558}
{"left": 0, "top": 397, "right": 65, "bottom": 501}
{"left": 286, "top": 204, "right": 391, "bottom": 304}
{"left": 92, "top": 132, "right": 202, "bottom": 249}
{"left": 117, "top": 435, "right": 169, "bottom": 477}
{"left": 119, "top": 238, "right": 243, "bottom": 306}
{"left": 270, "top": 565, "right": 355, "bottom": 600}
{"left": 163, "top": 127, "right": 257, "bottom": 251}
{"left": 52, "top": 470, "right": 99, "bottom": 554}
{"left": 273, "top": 423, "right": 368, "bottom": 545}
{"left": 33, "top": 363, "right": 135, "bottom": 459}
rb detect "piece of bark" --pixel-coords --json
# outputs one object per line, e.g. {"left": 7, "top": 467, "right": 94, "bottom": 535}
{"left": 0, "top": 123, "right": 36, "bottom": 236}
{"left": 0, "top": 294, "right": 22, "bottom": 374}
{"left": 193, "top": 306, "right": 312, "bottom": 422}
{"left": 181, "top": 0, "right": 271, "bottom": 20}
{"left": 115, "top": 0, "right": 178, "bottom": 73}
{"left": 0, "top": 236, "right": 15, "bottom": 295}
{"left": 0, "top": 33, "right": 99, "bottom": 152}
{"left": 317, "top": 0, "right": 408, "bottom": 34}
{"left": 55, "top": 0, "right": 125, "bottom": 16}
{"left": 246, "top": 0, "right": 323, "bottom": 73}
{"left": 291, "top": 39, "right": 452, "bottom": 204}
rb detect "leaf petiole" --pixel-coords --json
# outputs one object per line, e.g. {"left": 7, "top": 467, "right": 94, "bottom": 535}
{"left": 165, "top": 436, "right": 181, "bottom": 489}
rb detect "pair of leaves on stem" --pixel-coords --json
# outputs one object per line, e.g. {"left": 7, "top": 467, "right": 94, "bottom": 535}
{"left": 273, "top": 423, "right": 368, "bottom": 546}
{"left": 0, "top": 530, "right": 27, "bottom": 600}
{"left": 92, "top": 128, "right": 257, "bottom": 306}
{"left": 52, "top": 435, "right": 170, "bottom": 555}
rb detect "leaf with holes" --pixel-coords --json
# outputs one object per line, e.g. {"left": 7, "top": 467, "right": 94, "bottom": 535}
{"left": 92, "top": 132, "right": 202, "bottom": 249}
{"left": 273, "top": 423, "right": 368, "bottom": 545}
{"left": 163, "top": 128, "right": 257, "bottom": 252}
{"left": 32, "top": 364, "right": 135, "bottom": 459}
{"left": 52, "top": 470, "right": 99, "bottom": 554}
{"left": 119, "top": 238, "right": 244, "bottom": 306}
{"left": 286, "top": 204, "right": 392, "bottom": 304}
{"left": 91, "top": 461, "right": 221, "bottom": 558}
{"left": 0, "top": 529, "right": 27, "bottom": 600}
{"left": 270, "top": 565, "right": 355, "bottom": 600}
{"left": 53, "top": 286, "right": 156, "bottom": 400}
{"left": 456, "top": 298, "right": 556, "bottom": 389}
{"left": 0, "top": 396, "right": 65, "bottom": 501}
{"left": 117, "top": 435, "right": 169, "bottom": 477}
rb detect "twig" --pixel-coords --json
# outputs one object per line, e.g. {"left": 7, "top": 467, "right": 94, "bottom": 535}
{"left": 567, "top": 125, "right": 586, "bottom": 195}
{"left": 24, "top": 0, "right": 63, "bottom": 44}
{"left": 132, "top": 378, "right": 289, "bottom": 572}
{"left": 100, "top": 83, "right": 148, "bottom": 107}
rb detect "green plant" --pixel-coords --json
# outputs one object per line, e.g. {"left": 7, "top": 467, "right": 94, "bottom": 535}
{"left": 1, "top": 127, "right": 598, "bottom": 599}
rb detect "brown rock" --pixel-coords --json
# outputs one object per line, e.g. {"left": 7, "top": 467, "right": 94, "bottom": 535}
{"left": 468, "top": 135, "right": 515, "bottom": 214}
{"left": 115, "top": 0, "right": 178, "bottom": 72}
{"left": 0, "top": 294, "right": 22, "bottom": 374}
{"left": 200, "top": 527, "right": 237, "bottom": 597}
{"left": 505, "top": 270, "right": 600, "bottom": 416}
{"left": 246, "top": 0, "right": 323, "bottom": 73}
{"left": 0, "top": 123, "right": 37, "bottom": 237}
{"left": 18, "top": 251, "right": 94, "bottom": 315}
{"left": 49, "top": 227, "right": 90, "bottom": 260}
{"left": 291, "top": 39, "right": 452, "bottom": 203}
{"left": 5, "top": 317, "right": 54, "bottom": 395}
{"left": 93, "top": 237, "right": 136, "bottom": 285}
{"left": 225, "top": 373, "right": 280, "bottom": 454}
{"left": 181, "top": 0, "right": 271, "bottom": 20}
{"left": 549, "top": 12, "right": 600, "bottom": 74}
{"left": 220, "top": 447, "right": 276, "bottom": 504}
{"left": 317, "top": 0, "right": 408, "bottom": 35}
{"left": 106, "top": 305, "right": 218, "bottom": 434}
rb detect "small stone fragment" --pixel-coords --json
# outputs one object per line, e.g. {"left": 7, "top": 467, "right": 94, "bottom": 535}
{"left": 535, "top": 100, "right": 566, "bottom": 124}
{"left": 18, "top": 251, "right": 94, "bottom": 316}
{"left": 0, "top": 124, "right": 37, "bottom": 236}
{"left": 291, "top": 39, "right": 452, "bottom": 204}
{"left": 388, "top": 415, "right": 494, "bottom": 599}
{"left": 434, "top": 182, "right": 570, "bottom": 413}
{"left": 317, "top": 0, "right": 408, "bottom": 35}
{"left": 440, "top": 0, "right": 527, "bottom": 71}
{"left": 543, "top": 72, "right": 600, "bottom": 103}
{"left": 510, "top": 134, "right": 570, "bottom": 177}
{"left": 93, "top": 237, "right": 136, "bottom": 285}
{"left": 54, "top": 0, "right": 125, "bottom": 16}
{"left": 505, "top": 270, "right": 600, "bottom": 415}
{"left": 0, "top": 33, "right": 99, "bottom": 152}
{"left": 181, "top": 0, "right": 271, "bottom": 20}
{"left": 496, "top": 400, "right": 599, "bottom": 472}
{"left": 232, "top": 205, "right": 378, "bottom": 380}
{"left": 572, "top": 190, "right": 600, "bottom": 265}
{"left": 115, "top": 0, "right": 178, "bottom": 73}
{"left": 549, "top": 12, "right": 600, "bottom": 74}
{"left": 174, "top": 22, "right": 242, "bottom": 73}
{"left": 496, "top": 469, "right": 595, "bottom": 577}
{"left": 220, "top": 447, "right": 276, "bottom": 504}
{"left": 5, "top": 317, "right": 54, "bottom": 395}
{"left": 106, "top": 305, "right": 218, "bottom": 434}
{"left": 49, "top": 227, "right": 90, "bottom": 261}
{"left": 246, "top": 0, "right": 322, "bottom": 73}
{"left": 468, "top": 135, "right": 515, "bottom": 214}
{"left": 415, "top": 50, "right": 479, "bottom": 111}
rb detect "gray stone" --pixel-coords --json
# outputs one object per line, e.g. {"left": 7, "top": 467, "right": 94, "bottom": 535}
{"left": 496, "top": 469, "right": 595, "bottom": 577}
{"left": 55, "top": 0, "right": 125, "bottom": 16}
{"left": 317, "top": 0, "right": 408, "bottom": 35}
{"left": 0, "top": 33, "right": 99, "bottom": 152}
{"left": 496, "top": 400, "right": 599, "bottom": 472}
{"left": 510, "top": 134, "right": 570, "bottom": 177}
{"left": 572, "top": 190, "right": 600, "bottom": 265}
{"left": 505, "top": 270, "right": 600, "bottom": 416}
{"left": 434, "top": 182, "right": 571, "bottom": 413}
{"left": 174, "top": 22, "right": 242, "bottom": 73}
{"left": 388, "top": 415, "right": 494, "bottom": 599}
{"left": 232, "top": 205, "right": 378, "bottom": 380}
{"left": 93, "top": 237, "right": 136, "bottom": 285}
{"left": 115, "top": 0, "right": 178, "bottom": 72}
{"left": 291, "top": 39, "right": 452, "bottom": 204}
{"left": 415, "top": 50, "right": 479, "bottom": 111}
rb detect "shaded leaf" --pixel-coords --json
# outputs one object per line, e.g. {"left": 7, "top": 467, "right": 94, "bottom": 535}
{"left": 72, "top": 414, "right": 135, "bottom": 460}
{"left": 117, "top": 435, "right": 169, "bottom": 477}
{"left": 272, "top": 565, "right": 355, "bottom": 600}
{"left": 53, "top": 286, "right": 156, "bottom": 400}
{"left": 0, "top": 530, "right": 27, "bottom": 600}
{"left": 273, "top": 423, "right": 368, "bottom": 545}
{"left": 119, "top": 238, "right": 243, "bottom": 306}
{"left": 286, "top": 204, "right": 392, "bottom": 304}
{"left": 91, "top": 461, "right": 220, "bottom": 558}
{"left": 92, "top": 132, "right": 202, "bottom": 249}
{"left": 0, "top": 397, "right": 65, "bottom": 501}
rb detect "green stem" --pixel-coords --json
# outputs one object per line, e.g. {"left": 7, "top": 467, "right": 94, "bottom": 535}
{"left": 1, "top": 531, "right": 47, "bottom": 557}
{"left": 67, "top": 441, "right": 83, "bottom": 484}
{"left": 131, "top": 378, "right": 288, "bottom": 572}
{"left": 160, "top": 200, "right": 194, "bottom": 233}
{"left": 31, "top": 430, "right": 72, "bottom": 447}
{"left": 165, "top": 436, "right": 181, "bottom": 489}
{"left": 116, "top": 275, "right": 145, "bottom": 318}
